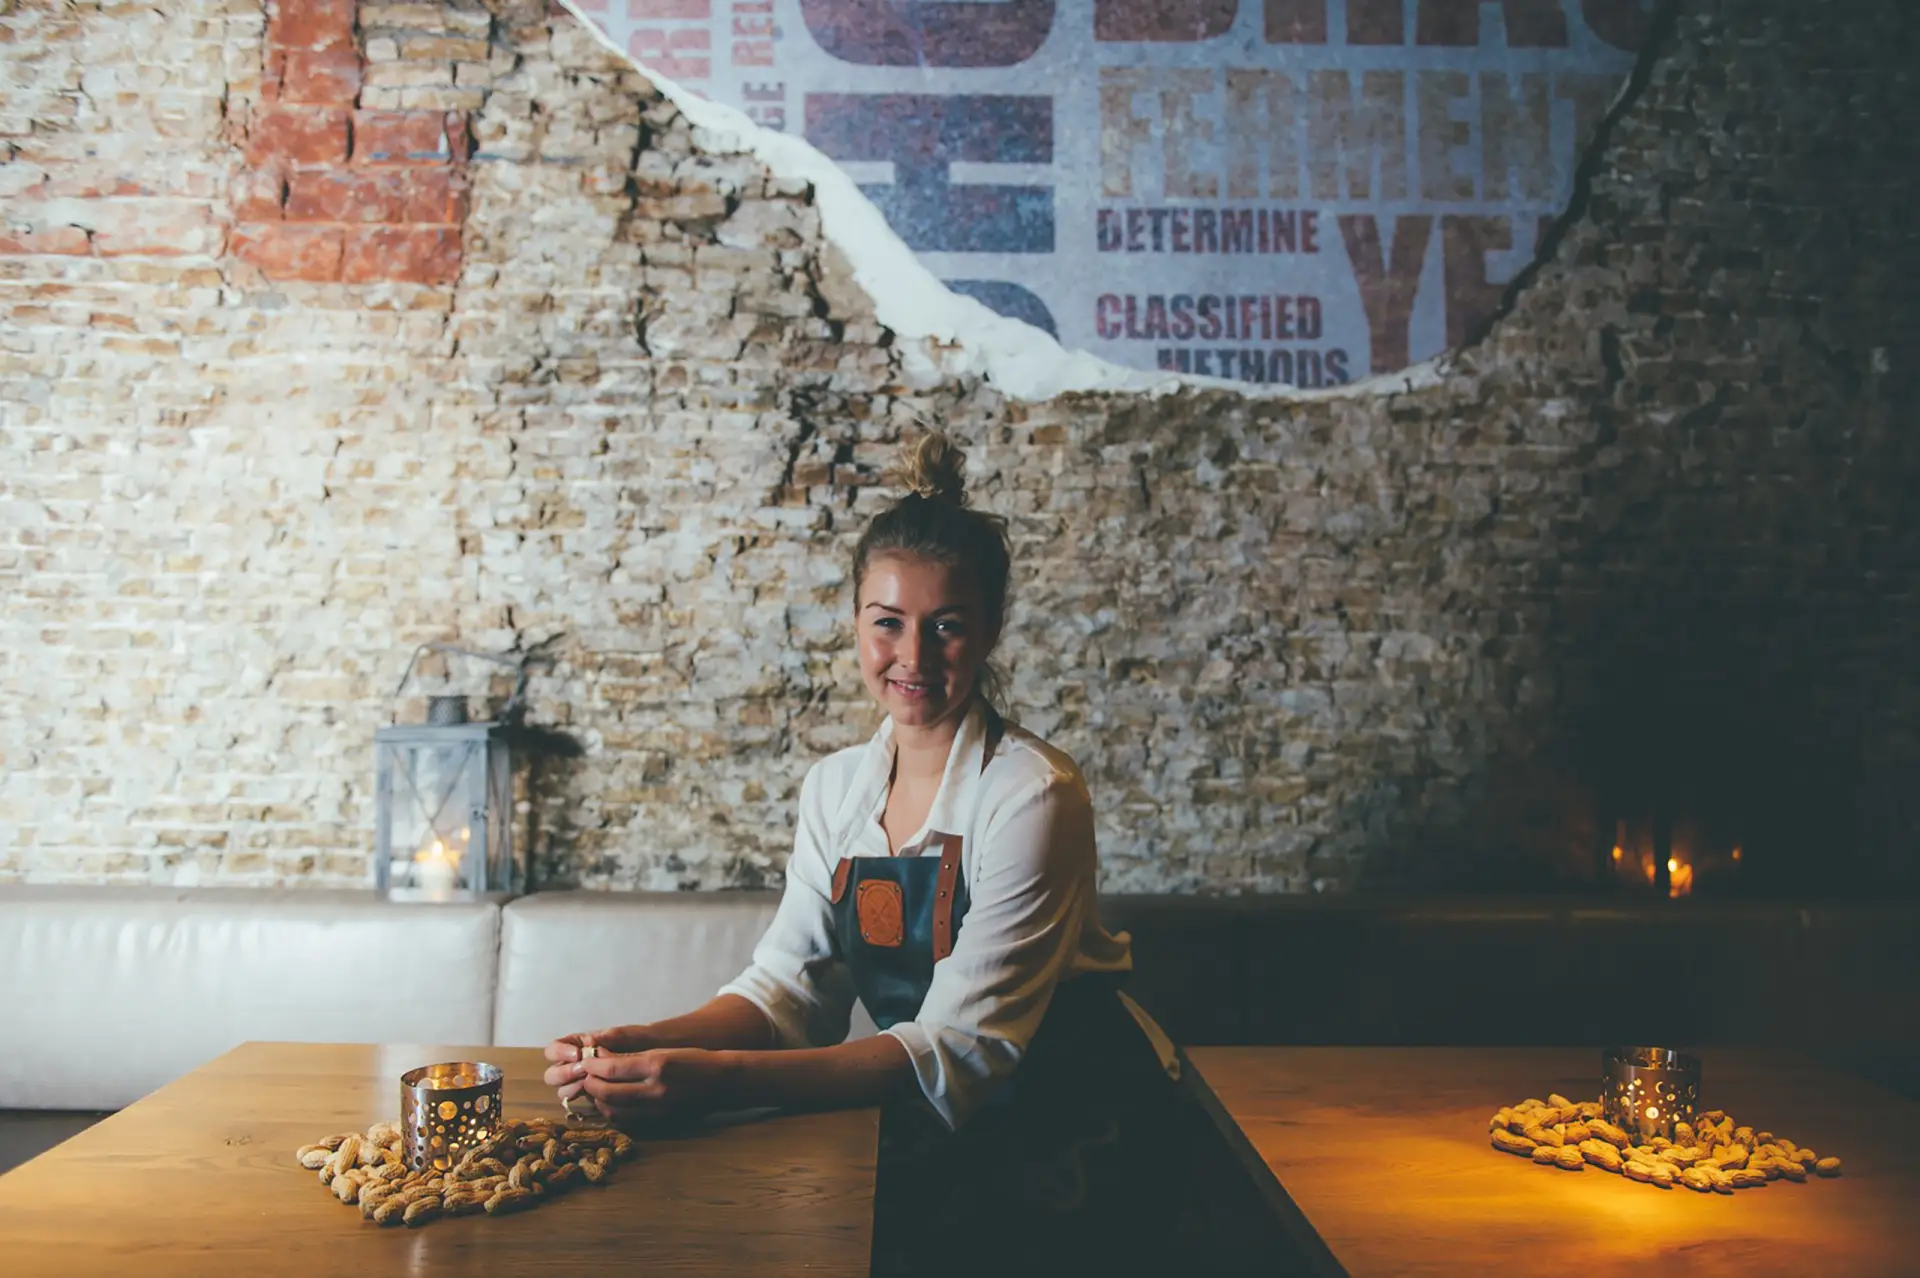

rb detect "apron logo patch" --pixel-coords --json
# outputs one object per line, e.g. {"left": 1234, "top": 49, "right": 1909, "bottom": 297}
{"left": 856, "top": 879, "right": 906, "bottom": 948}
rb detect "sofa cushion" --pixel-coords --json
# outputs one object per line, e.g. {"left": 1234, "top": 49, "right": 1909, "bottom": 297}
{"left": 0, "top": 886, "right": 499, "bottom": 1110}
{"left": 494, "top": 891, "right": 879, "bottom": 1047}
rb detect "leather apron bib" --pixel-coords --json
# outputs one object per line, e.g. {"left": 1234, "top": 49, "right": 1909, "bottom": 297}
{"left": 829, "top": 836, "right": 1185, "bottom": 1278}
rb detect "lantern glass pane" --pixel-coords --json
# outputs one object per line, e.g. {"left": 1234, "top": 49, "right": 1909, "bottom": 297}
{"left": 380, "top": 735, "right": 485, "bottom": 898}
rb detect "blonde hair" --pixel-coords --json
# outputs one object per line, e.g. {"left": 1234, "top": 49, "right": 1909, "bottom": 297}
{"left": 852, "top": 431, "right": 1013, "bottom": 702}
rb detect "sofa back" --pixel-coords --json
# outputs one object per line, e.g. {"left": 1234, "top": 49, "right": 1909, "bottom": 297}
{"left": 4, "top": 886, "right": 1914, "bottom": 1112}
{"left": 0, "top": 887, "right": 498, "bottom": 1110}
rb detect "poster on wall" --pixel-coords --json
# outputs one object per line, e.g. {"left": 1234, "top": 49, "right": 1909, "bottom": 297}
{"left": 572, "top": 0, "right": 1647, "bottom": 385}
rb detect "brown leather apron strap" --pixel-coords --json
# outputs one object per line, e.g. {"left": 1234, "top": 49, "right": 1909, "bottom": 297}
{"left": 932, "top": 835, "right": 963, "bottom": 962}
{"left": 830, "top": 857, "right": 852, "bottom": 904}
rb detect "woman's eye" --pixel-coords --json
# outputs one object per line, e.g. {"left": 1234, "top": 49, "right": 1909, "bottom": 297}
{"left": 935, "top": 621, "right": 966, "bottom": 636}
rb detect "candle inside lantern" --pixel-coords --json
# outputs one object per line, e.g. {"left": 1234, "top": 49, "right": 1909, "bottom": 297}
{"left": 400, "top": 1061, "right": 503, "bottom": 1172}
{"left": 1602, "top": 1046, "right": 1701, "bottom": 1143}
{"left": 413, "top": 834, "right": 464, "bottom": 899}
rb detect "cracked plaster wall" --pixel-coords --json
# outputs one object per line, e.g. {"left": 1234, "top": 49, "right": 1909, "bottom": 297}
{"left": 2, "top": 0, "right": 1916, "bottom": 894}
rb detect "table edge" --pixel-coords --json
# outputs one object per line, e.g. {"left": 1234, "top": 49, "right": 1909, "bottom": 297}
{"left": 1179, "top": 1048, "right": 1350, "bottom": 1278}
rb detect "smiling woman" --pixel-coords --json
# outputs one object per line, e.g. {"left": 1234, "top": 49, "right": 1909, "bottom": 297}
{"left": 543, "top": 432, "right": 1217, "bottom": 1275}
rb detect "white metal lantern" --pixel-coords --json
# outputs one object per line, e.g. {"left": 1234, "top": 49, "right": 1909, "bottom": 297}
{"left": 375, "top": 644, "right": 533, "bottom": 900}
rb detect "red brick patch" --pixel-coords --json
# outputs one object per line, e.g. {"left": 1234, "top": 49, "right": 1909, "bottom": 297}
{"left": 236, "top": 1, "right": 476, "bottom": 285}
{"left": 285, "top": 169, "right": 409, "bottom": 222}
{"left": 246, "top": 106, "right": 350, "bottom": 167}
{"left": 0, "top": 227, "right": 91, "bottom": 255}
{"left": 352, "top": 110, "right": 453, "bottom": 164}
{"left": 267, "top": 0, "right": 356, "bottom": 52}
{"left": 232, "top": 167, "right": 287, "bottom": 221}
{"left": 232, "top": 223, "right": 345, "bottom": 281}
{"left": 342, "top": 226, "right": 461, "bottom": 284}
{"left": 282, "top": 48, "right": 363, "bottom": 105}
{"left": 402, "top": 169, "right": 469, "bottom": 224}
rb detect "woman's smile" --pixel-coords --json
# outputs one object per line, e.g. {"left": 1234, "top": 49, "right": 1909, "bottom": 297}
{"left": 856, "top": 552, "right": 990, "bottom": 738}
{"left": 887, "top": 675, "right": 941, "bottom": 700}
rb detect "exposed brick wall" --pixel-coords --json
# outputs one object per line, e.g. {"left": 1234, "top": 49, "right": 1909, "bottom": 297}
{"left": 1, "top": 0, "right": 1916, "bottom": 895}
{"left": 229, "top": 0, "right": 482, "bottom": 284}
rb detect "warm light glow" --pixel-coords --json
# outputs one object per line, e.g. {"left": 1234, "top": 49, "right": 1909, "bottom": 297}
{"left": 1612, "top": 845, "right": 1623, "bottom": 862}
{"left": 1646, "top": 1106, "right": 1659, "bottom": 1120}
{"left": 1731, "top": 847, "right": 1742, "bottom": 862}
{"left": 1667, "top": 857, "right": 1679, "bottom": 873}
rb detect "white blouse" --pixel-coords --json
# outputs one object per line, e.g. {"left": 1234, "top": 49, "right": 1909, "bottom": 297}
{"left": 718, "top": 701, "right": 1146, "bottom": 1130}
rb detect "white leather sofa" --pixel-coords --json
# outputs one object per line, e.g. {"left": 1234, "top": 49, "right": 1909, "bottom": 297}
{"left": 0, "top": 886, "right": 871, "bottom": 1134}
{"left": 0, "top": 886, "right": 502, "bottom": 1111}
{"left": 492, "top": 890, "right": 876, "bottom": 1046}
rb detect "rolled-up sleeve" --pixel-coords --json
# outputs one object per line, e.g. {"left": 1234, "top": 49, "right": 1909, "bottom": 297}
{"left": 718, "top": 765, "right": 858, "bottom": 1050}
{"left": 883, "top": 772, "right": 1097, "bottom": 1130}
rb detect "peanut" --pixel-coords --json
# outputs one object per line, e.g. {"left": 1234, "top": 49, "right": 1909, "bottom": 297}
{"left": 1622, "top": 1161, "right": 1657, "bottom": 1183}
{"left": 485, "top": 1187, "right": 536, "bottom": 1216}
{"left": 1548, "top": 1093, "right": 1573, "bottom": 1109}
{"left": 1728, "top": 1168, "right": 1768, "bottom": 1190}
{"left": 1523, "top": 1125, "right": 1563, "bottom": 1148}
{"left": 1816, "top": 1157, "right": 1843, "bottom": 1177}
{"left": 1532, "top": 1146, "right": 1558, "bottom": 1166}
{"left": 303, "top": 1110, "right": 629, "bottom": 1229}
{"left": 1492, "top": 1129, "right": 1539, "bottom": 1156}
{"left": 1648, "top": 1164, "right": 1676, "bottom": 1189}
{"left": 1679, "top": 1167, "right": 1714, "bottom": 1193}
{"left": 1588, "top": 1120, "right": 1632, "bottom": 1149}
{"left": 1563, "top": 1122, "right": 1592, "bottom": 1144}
{"left": 403, "top": 1197, "right": 443, "bottom": 1227}
{"left": 325, "top": 1136, "right": 362, "bottom": 1181}
{"left": 1579, "top": 1140, "right": 1623, "bottom": 1172}
{"left": 1553, "top": 1146, "right": 1586, "bottom": 1172}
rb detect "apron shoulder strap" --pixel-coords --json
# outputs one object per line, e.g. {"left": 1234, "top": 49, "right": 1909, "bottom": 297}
{"left": 931, "top": 835, "right": 963, "bottom": 962}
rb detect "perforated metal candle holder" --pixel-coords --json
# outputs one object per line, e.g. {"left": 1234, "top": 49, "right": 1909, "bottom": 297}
{"left": 1602, "top": 1046, "right": 1700, "bottom": 1143}
{"left": 400, "top": 1061, "right": 503, "bottom": 1172}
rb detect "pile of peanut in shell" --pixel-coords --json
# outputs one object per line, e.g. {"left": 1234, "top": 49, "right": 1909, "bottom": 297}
{"left": 1489, "top": 1094, "right": 1842, "bottom": 1193}
{"left": 297, "top": 1117, "right": 636, "bottom": 1226}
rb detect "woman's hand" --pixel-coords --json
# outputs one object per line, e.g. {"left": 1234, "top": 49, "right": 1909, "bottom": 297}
{"left": 543, "top": 1024, "right": 655, "bottom": 1073}
{"left": 558, "top": 1048, "right": 736, "bottom": 1127}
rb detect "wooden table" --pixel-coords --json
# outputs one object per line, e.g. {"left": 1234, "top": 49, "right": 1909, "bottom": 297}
{"left": 1186, "top": 1046, "right": 1920, "bottom": 1277}
{"left": 0, "top": 1042, "right": 878, "bottom": 1276}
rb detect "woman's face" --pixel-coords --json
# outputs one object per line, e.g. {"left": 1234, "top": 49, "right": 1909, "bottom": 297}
{"left": 856, "top": 553, "right": 994, "bottom": 735}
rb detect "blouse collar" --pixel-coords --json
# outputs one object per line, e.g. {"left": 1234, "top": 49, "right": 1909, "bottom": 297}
{"left": 834, "top": 699, "right": 991, "bottom": 854}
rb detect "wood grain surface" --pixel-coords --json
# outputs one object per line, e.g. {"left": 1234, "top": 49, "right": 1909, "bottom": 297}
{"left": 0, "top": 1042, "right": 877, "bottom": 1276}
{"left": 1187, "top": 1046, "right": 1920, "bottom": 1277}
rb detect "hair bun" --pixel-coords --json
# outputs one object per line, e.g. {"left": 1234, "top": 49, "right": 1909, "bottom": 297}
{"left": 898, "top": 431, "right": 968, "bottom": 506}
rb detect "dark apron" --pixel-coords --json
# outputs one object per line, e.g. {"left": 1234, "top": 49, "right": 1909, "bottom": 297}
{"left": 831, "top": 836, "right": 1190, "bottom": 1278}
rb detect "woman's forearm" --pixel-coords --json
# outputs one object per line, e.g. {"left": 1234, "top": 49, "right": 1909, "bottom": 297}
{"left": 628, "top": 994, "right": 779, "bottom": 1052}
{"left": 716, "top": 1034, "right": 917, "bottom": 1113}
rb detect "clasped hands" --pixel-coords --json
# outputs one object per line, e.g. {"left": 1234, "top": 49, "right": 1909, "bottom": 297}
{"left": 542, "top": 1026, "right": 730, "bottom": 1127}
